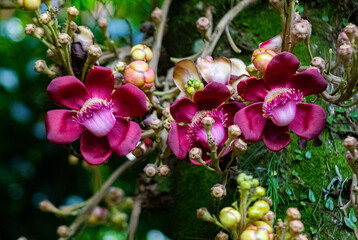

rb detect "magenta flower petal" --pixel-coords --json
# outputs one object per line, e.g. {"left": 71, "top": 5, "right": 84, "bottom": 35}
{"left": 167, "top": 122, "right": 191, "bottom": 159}
{"left": 80, "top": 131, "right": 112, "bottom": 165}
{"left": 264, "top": 52, "right": 299, "bottom": 89}
{"left": 193, "top": 82, "right": 230, "bottom": 111}
{"left": 47, "top": 76, "right": 89, "bottom": 110}
{"left": 45, "top": 110, "right": 84, "bottom": 144}
{"left": 289, "top": 103, "right": 326, "bottom": 140}
{"left": 234, "top": 102, "right": 266, "bottom": 142}
{"left": 107, "top": 117, "right": 142, "bottom": 156}
{"left": 262, "top": 120, "right": 291, "bottom": 151}
{"left": 237, "top": 77, "right": 269, "bottom": 101}
{"left": 259, "top": 34, "right": 282, "bottom": 53}
{"left": 217, "top": 101, "right": 245, "bottom": 126}
{"left": 85, "top": 66, "right": 114, "bottom": 100}
{"left": 170, "top": 97, "right": 198, "bottom": 123}
{"left": 197, "top": 56, "right": 231, "bottom": 85}
{"left": 111, "top": 84, "right": 147, "bottom": 117}
{"left": 284, "top": 69, "right": 327, "bottom": 96}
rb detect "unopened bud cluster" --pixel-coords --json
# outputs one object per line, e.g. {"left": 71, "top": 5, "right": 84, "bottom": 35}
{"left": 184, "top": 78, "right": 204, "bottom": 94}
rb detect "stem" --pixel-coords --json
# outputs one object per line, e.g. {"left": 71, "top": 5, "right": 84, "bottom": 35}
{"left": 149, "top": 0, "right": 172, "bottom": 88}
{"left": 225, "top": 26, "right": 241, "bottom": 53}
{"left": 200, "top": 0, "right": 258, "bottom": 57}
{"left": 64, "top": 157, "right": 142, "bottom": 239}
{"left": 127, "top": 196, "right": 143, "bottom": 240}
{"left": 239, "top": 190, "right": 249, "bottom": 234}
{"left": 81, "top": 58, "right": 91, "bottom": 82}
{"left": 281, "top": 0, "right": 296, "bottom": 52}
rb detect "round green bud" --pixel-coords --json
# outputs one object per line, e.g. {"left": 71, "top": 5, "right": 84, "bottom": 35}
{"left": 219, "top": 207, "right": 241, "bottom": 229}
{"left": 194, "top": 81, "right": 200, "bottom": 89}
{"left": 253, "top": 200, "right": 270, "bottom": 214}
{"left": 184, "top": 84, "right": 188, "bottom": 88}
{"left": 237, "top": 173, "right": 246, "bottom": 184}
{"left": 187, "top": 86, "right": 195, "bottom": 93}
{"left": 199, "top": 83, "right": 204, "bottom": 90}
{"left": 252, "top": 179, "right": 259, "bottom": 187}
{"left": 240, "top": 181, "right": 251, "bottom": 190}
{"left": 254, "top": 186, "right": 266, "bottom": 197}
{"left": 187, "top": 79, "right": 193, "bottom": 85}
{"left": 248, "top": 206, "right": 264, "bottom": 219}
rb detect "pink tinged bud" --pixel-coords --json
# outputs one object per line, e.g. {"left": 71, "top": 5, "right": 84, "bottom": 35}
{"left": 211, "top": 184, "right": 227, "bottom": 200}
{"left": 124, "top": 61, "right": 155, "bottom": 90}
{"left": 263, "top": 88, "right": 303, "bottom": 126}
{"left": 343, "top": 136, "right": 357, "bottom": 152}
{"left": 98, "top": 17, "right": 108, "bottom": 29}
{"left": 130, "top": 44, "right": 153, "bottom": 62}
{"left": 286, "top": 207, "right": 301, "bottom": 220}
{"left": 189, "top": 147, "right": 202, "bottom": 161}
{"left": 196, "top": 17, "right": 211, "bottom": 36}
{"left": 337, "top": 43, "right": 353, "bottom": 66}
{"left": 39, "top": 12, "right": 51, "bottom": 25}
{"left": 289, "top": 220, "right": 304, "bottom": 234}
{"left": 57, "top": 225, "right": 68, "bottom": 238}
{"left": 310, "top": 57, "right": 325, "bottom": 73}
{"left": 291, "top": 19, "right": 312, "bottom": 45}
{"left": 259, "top": 34, "right": 282, "bottom": 53}
{"left": 75, "top": 98, "right": 116, "bottom": 137}
{"left": 151, "top": 7, "right": 163, "bottom": 26}
{"left": 337, "top": 32, "right": 350, "bottom": 47}
{"left": 344, "top": 23, "right": 358, "bottom": 42}
{"left": 158, "top": 165, "right": 170, "bottom": 176}
{"left": 240, "top": 226, "right": 269, "bottom": 240}
{"left": 144, "top": 163, "right": 158, "bottom": 177}
{"left": 251, "top": 48, "right": 277, "bottom": 73}
{"left": 215, "top": 231, "right": 229, "bottom": 240}
{"left": 25, "top": 24, "right": 36, "bottom": 35}
{"left": 67, "top": 6, "right": 79, "bottom": 17}
{"left": 58, "top": 33, "right": 71, "bottom": 45}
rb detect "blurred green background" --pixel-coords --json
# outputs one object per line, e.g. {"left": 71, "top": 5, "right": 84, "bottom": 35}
{"left": 1, "top": 0, "right": 358, "bottom": 239}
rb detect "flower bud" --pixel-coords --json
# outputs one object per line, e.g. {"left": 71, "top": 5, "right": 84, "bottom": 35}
{"left": 337, "top": 43, "right": 353, "bottom": 66}
{"left": 202, "top": 116, "right": 215, "bottom": 132}
{"left": 163, "top": 118, "right": 172, "bottom": 131}
{"left": 39, "top": 200, "right": 57, "bottom": 212}
{"left": 189, "top": 147, "right": 202, "bottom": 162}
{"left": 228, "top": 125, "right": 241, "bottom": 138}
{"left": 57, "top": 225, "right": 68, "bottom": 238}
{"left": 310, "top": 57, "right": 325, "bottom": 73}
{"left": 69, "top": 21, "right": 78, "bottom": 33}
{"left": 131, "top": 44, "right": 153, "bottom": 62}
{"left": 110, "top": 212, "right": 127, "bottom": 226}
{"left": 149, "top": 118, "right": 162, "bottom": 131}
{"left": 240, "top": 225, "right": 269, "bottom": 240}
{"left": 67, "top": 6, "right": 79, "bottom": 19}
{"left": 88, "top": 44, "right": 102, "bottom": 59}
{"left": 124, "top": 61, "right": 155, "bottom": 91}
{"left": 58, "top": 33, "right": 71, "bottom": 45}
{"left": 114, "top": 61, "right": 127, "bottom": 72}
{"left": 68, "top": 154, "right": 79, "bottom": 165}
{"left": 219, "top": 207, "right": 241, "bottom": 229}
{"left": 254, "top": 220, "right": 273, "bottom": 233}
{"left": 196, "top": 17, "right": 210, "bottom": 38}
{"left": 18, "top": 0, "right": 41, "bottom": 11}
{"left": 291, "top": 19, "right": 312, "bottom": 45}
{"left": 253, "top": 200, "right": 270, "bottom": 214}
{"left": 289, "top": 220, "right": 304, "bottom": 234}
{"left": 107, "top": 187, "right": 124, "bottom": 204}
{"left": 215, "top": 231, "right": 229, "bottom": 240}
{"left": 88, "top": 206, "right": 109, "bottom": 224}
{"left": 233, "top": 139, "right": 247, "bottom": 153}
{"left": 158, "top": 165, "right": 170, "bottom": 176}
{"left": 237, "top": 173, "right": 246, "bottom": 184}
{"left": 151, "top": 7, "right": 162, "bottom": 26}
{"left": 337, "top": 32, "right": 350, "bottom": 47}
{"left": 286, "top": 207, "right": 301, "bottom": 220}
{"left": 262, "top": 211, "right": 276, "bottom": 223}
{"left": 98, "top": 17, "right": 108, "bottom": 30}
{"left": 240, "top": 180, "right": 251, "bottom": 190}
{"left": 343, "top": 136, "right": 357, "bottom": 153}
{"left": 34, "top": 60, "right": 48, "bottom": 73}
{"left": 251, "top": 48, "right": 277, "bottom": 73}
{"left": 24, "top": 24, "right": 36, "bottom": 35}
{"left": 263, "top": 197, "right": 272, "bottom": 206}
{"left": 259, "top": 34, "right": 282, "bottom": 53}
{"left": 197, "top": 207, "right": 214, "bottom": 222}
{"left": 144, "top": 163, "right": 158, "bottom": 177}
{"left": 269, "top": 0, "right": 284, "bottom": 12}
{"left": 39, "top": 12, "right": 51, "bottom": 25}
{"left": 211, "top": 184, "right": 227, "bottom": 200}
{"left": 254, "top": 186, "right": 266, "bottom": 197}
{"left": 34, "top": 27, "right": 44, "bottom": 38}
{"left": 17, "top": 237, "right": 27, "bottom": 240}
{"left": 248, "top": 206, "right": 264, "bottom": 219}
{"left": 295, "top": 234, "right": 308, "bottom": 240}
{"left": 252, "top": 179, "right": 259, "bottom": 187}
{"left": 344, "top": 23, "right": 358, "bottom": 42}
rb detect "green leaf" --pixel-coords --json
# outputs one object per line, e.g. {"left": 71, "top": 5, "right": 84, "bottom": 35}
{"left": 350, "top": 208, "right": 357, "bottom": 223}
{"left": 344, "top": 217, "right": 356, "bottom": 230}
{"left": 310, "top": 227, "right": 318, "bottom": 234}
{"left": 349, "top": 112, "right": 358, "bottom": 120}
{"left": 295, "top": 155, "right": 303, "bottom": 161}
{"left": 336, "top": 107, "right": 345, "bottom": 113}
{"left": 342, "top": 18, "right": 349, "bottom": 26}
{"left": 305, "top": 151, "right": 312, "bottom": 160}
{"left": 294, "top": 149, "right": 302, "bottom": 154}
{"left": 325, "top": 197, "right": 334, "bottom": 211}
{"left": 300, "top": 201, "right": 306, "bottom": 206}
{"left": 308, "top": 189, "right": 316, "bottom": 202}
{"left": 327, "top": 116, "right": 333, "bottom": 124}
{"left": 292, "top": 170, "right": 298, "bottom": 176}
{"left": 286, "top": 188, "right": 292, "bottom": 195}
{"left": 322, "top": 16, "right": 329, "bottom": 22}
{"left": 297, "top": 5, "right": 304, "bottom": 14}
{"left": 300, "top": 193, "right": 308, "bottom": 200}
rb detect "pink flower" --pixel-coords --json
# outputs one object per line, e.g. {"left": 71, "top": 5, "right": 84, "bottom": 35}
{"left": 45, "top": 66, "right": 147, "bottom": 165}
{"left": 167, "top": 82, "right": 244, "bottom": 165}
{"left": 234, "top": 52, "right": 327, "bottom": 151}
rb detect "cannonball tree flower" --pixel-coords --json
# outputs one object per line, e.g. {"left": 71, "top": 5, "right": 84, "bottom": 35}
{"left": 234, "top": 52, "right": 327, "bottom": 151}
{"left": 167, "top": 81, "right": 244, "bottom": 165}
{"left": 45, "top": 66, "right": 147, "bottom": 165}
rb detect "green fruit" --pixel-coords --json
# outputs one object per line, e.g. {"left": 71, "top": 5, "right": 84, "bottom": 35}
{"left": 253, "top": 200, "right": 270, "bottom": 214}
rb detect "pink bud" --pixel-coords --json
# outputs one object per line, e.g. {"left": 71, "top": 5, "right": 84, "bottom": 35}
{"left": 291, "top": 19, "right": 312, "bottom": 45}
{"left": 124, "top": 61, "right": 155, "bottom": 91}
{"left": 259, "top": 34, "right": 282, "bottom": 53}
{"left": 251, "top": 48, "right": 277, "bottom": 73}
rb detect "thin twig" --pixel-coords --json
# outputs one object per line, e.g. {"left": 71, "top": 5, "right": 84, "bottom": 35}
{"left": 64, "top": 157, "right": 142, "bottom": 239}
{"left": 200, "top": 0, "right": 258, "bottom": 57}
{"left": 127, "top": 195, "right": 144, "bottom": 240}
